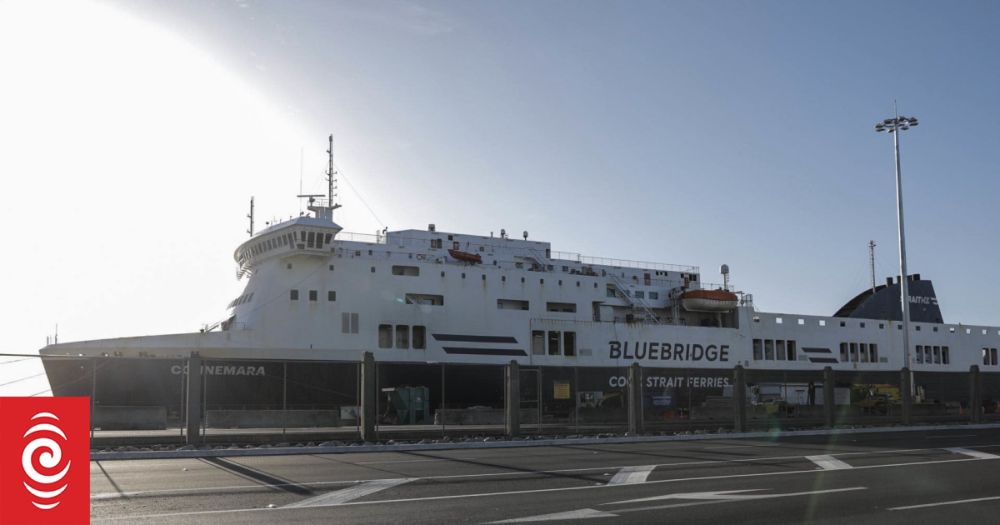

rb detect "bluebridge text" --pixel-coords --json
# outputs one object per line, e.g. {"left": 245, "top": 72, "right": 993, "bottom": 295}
{"left": 609, "top": 341, "right": 730, "bottom": 362}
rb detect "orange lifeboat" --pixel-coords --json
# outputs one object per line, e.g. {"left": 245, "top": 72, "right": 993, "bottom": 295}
{"left": 680, "top": 289, "right": 738, "bottom": 312}
{"left": 448, "top": 248, "right": 482, "bottom": 264}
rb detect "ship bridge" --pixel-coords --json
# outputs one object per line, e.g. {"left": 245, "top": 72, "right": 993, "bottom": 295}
{"left": 234, "top": 199, "right": 342, "bottom": 279}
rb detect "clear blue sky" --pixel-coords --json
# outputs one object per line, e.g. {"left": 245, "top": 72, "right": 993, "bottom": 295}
{"left": 2, "top": 0, "right": 999, "bottom": 388}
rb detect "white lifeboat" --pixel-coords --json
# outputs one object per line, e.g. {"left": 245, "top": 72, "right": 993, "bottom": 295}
{"left": 680, "top": 289, "right": 738, "bottom": 312}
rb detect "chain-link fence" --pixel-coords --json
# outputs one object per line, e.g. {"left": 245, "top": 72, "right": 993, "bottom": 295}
{"left": 3, "top": 353, "right": 999, "bottom": 446}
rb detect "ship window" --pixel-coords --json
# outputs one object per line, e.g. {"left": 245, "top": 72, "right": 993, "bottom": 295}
{"left": 933, "top": 346, "right": 941, "bottom": 364}
{"left": 916, "top": 345, "right": 924, "bottom": 364}
{"left": 840, "top": 343, "right": 848, "bottom": 362}
{"left": 859, "top": 343, "right": 868, "bottom": 362}
{"left": 329, "top": 265, "right": 335, "bottom": 271}
{"left": 924, "top": 346, "right": 932, "bottom": 364}
{"left": 880, "top": 323, "right": 885, "bottom": 329}
{"left": 942, "top": 346, "right": 950, "bottom": 364}
{"left": 547, "top": 331, "right": 561, "bottom": 355}
{"left": 819, "top": 320, "right": 826, "bottom": 326}
{"left": 497, "top": 299, "right": 529, "bottom": 310}
{"left": 594, "top": 282, "right": 598, "bottom": 288}
{"left": 307, "top": 231, "right": 315, "bottom": 248}
{"left": 840, "top": 321, "right": 846, "bottom": 327}
{"left": 649, "top": 292, "right": 658, "bottom": 300}
{"left": 798, "top": 318, "right": 805, "bottom": 325}
{"left": 787, "top": 340, "right": 797, "bottom": 360}
{"left": 775, "top": 317, "right": 783, "bottom": 324}
{"left": 290, "top": 289, "right": 299, "bottom": 301}
{"left": 309, "top": 290, "right": 317, "bottom": 301}
{"left": 607, "top": 286, "right": 616, "bottom": 298}
{"left": 753, "top": 316, "right": 760, "bottom": 323}
{"left": 563, "top": 332, "right": 576, "bottom": 357}
{"left": 316, "top": 234, "right": 323, "bottom": 249}
{"left": 532, "top": 331, "right": 545, "bottom": 355}
{"left": 325, "top": 233, "right": 332, "bottom": 244}
{"left": 521, "top": 277, "right": 525, "bottom": 283}
{"left": 328, "top": 291, "right": 336, "bottom": 301}
{"left": 870, "top": 343, "right": 878, "bottom": 362}
{"left": 775, "top": 340, "right": 786, "bottom": 360}
{"left": 405, "top": 293, "right": 444, "bottom": 306}
{"left": 850, "top": 343, "right": 858, "bottom": 362}
{"left": 558, "top": 280, "right": 562, "bottom": 286}
{"left": 392, "top": 265, "right": 420, "bottom": 276}
{"left": 441, "top": 271, "right": 445, "bottom": 277}
{"left": 634, "top": 291, "right": 645, "bottom": 299}
{"left": 395, "top": 325, "right": 409, "bottom": 349}
{"left": 985, "top": 348, "right": 991, "bottom": 366}
{"left": 351, "top": 313, "right": 359, "bottom": 333}
{"left": 546, "top": 302, "right": 576, "bottom": 313}
{"left": 540, "top": 278, "right": 544, "bottom": 285}
{"left": 412, "top": 326, "right": 426, "bottom": 350}
{"left": 482, "top": 274, "right": 487, "bottom": 281}
{"left": 371, "top": 266, "right": 376, "bottom": 273}
{"left": 916, "top": 325, "right": 921, "bottom": 331}
{"left": 764, "top": 340, "right": 774, "bottom": 360}
{"left": 431, "top": 239, "right": 442, "bottom": 249}
{"left": 576, "top": 281, "right": 580, "bottom": 287}
{"left": 860, "top": 322, "right": 866, "bottom": 328}
{"left": 753, "top": 339, "right": 763, "bottom": 360}
{"left": 992, "top": 348, "right": 998, "bottom": 366}
{"left": 378, "top": 324, "right": 392, "bottom": 348}
{"left": 342, "top": 313, "right": 350, "bottom": 333}
{"left": 502, "top": 275, "right": 507, "bottom": 282}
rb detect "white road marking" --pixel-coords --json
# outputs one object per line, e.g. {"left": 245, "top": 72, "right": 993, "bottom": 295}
{"left": 356, "top": 457, "right": 478, "bottom": 465}
{"left": 608, "top": 489, "right": 766, "bottom": 505}
{"left": 890, "top": 495, "right": 1000, "bottom": 511}
{"left": 806, "top": 455, "right": 853, "bottom": 470}
{"left": 608, "top": 465, "right": 656, "bottom": 485}
{"left": 926, "top": 434, "right": 976, "bottom": 439}
{"left": 489, "top": 508, "right": 618, "bottom": 523}
{"left": 614, "top": 487, "right": 867, "bottom": 513}
{"left": 946, "top": 447, "right": 1000, "bottom": 459}
{"left": 283, "top": 478, "right": 415, "bottom": 508}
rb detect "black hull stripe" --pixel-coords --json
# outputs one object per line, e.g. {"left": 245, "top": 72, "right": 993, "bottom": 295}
{"left": 802, "top": 347, "right": 832, "bottom": 353}
{"left": 433, "top": 334, "right": 518, "bottom": 343}
{"left": 442, "top": 347, "right": 526, "bottom": 356}
{"left": 809, "top": 357, "right": 839, "bottom": 363}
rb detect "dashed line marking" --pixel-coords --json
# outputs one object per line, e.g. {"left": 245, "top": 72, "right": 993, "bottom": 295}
{"left": 608, "top": 465, "right": 656, "bottom": 485}
{"left": 282, "top": 478, "right": 415, "bottom": 508}
{"left": 946, "top": 447, "right": 1000, "bottom": 460}
{"left": 805, "top": 455, "right": 853, "bottom": 470}
{"left": 890, "top": 495, "right": 1000, "bottom": 511}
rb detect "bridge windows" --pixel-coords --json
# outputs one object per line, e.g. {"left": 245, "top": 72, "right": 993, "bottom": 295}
{"left": 405, "top": 293, "right": 444, "bottom": 306}
{"left": 392, "top": 265, "right": 420, "bottom": 276}
{"left": 983, "top": 347, "right": 998, "bottom": 366}
{"left": 752, "top": 339, "right": 798, "bottom": 361}
{"left": 546, "top": 302, "right": 576, "bottom": 313}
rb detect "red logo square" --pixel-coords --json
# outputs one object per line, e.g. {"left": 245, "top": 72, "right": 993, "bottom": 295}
{"left": 0, "top": 397, "right": 90, "bottom": 524}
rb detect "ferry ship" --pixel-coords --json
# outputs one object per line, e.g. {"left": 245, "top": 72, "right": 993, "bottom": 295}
{"left": 40, "top": 137, "right": 1000, "bottom": 427}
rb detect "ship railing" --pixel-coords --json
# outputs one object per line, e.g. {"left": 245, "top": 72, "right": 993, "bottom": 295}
{"left": 548, "top": 250, "right": 698, "bottom": 273}
{"left": 335, "top": 231, "right": 388, "bottom": 244}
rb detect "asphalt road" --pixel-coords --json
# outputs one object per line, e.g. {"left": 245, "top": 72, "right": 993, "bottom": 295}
{"left": 91, "top": 428, "right": 1000, "bottom": 524}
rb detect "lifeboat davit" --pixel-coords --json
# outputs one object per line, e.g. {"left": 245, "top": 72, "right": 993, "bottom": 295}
{"left": 448, "top": 248, "right": 482, "bottom": 264}
{"left": 680, "top": 289, "right": 738, "bottom": 312}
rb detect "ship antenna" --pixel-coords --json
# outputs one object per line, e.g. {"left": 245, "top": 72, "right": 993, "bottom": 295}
{"left": 868, "top": 240, "right": 877, "bottom": 294}
{"left": 326, "top": 134, "right": 340, "bottom": 209}
{"left": 247, "top": 196, "right": 255, "bottom": 237}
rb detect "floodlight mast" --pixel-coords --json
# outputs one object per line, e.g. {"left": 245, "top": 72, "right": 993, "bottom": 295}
{"left": 874, "top": 108, "right": 919, "bottom": 394}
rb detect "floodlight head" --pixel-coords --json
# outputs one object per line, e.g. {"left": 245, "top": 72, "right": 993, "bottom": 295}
{"left": 875, "top": 124, "right": 885, "bottom": 132}
{"left": 883, "top": 118, "right": 894, "bottom": 125}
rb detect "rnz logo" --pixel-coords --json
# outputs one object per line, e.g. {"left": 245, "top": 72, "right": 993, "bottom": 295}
{"left": 1, "top": 397, "right": 90, "bottom": 524}
{"left": 22, "top": 412, "right": 72, "bottom": 509}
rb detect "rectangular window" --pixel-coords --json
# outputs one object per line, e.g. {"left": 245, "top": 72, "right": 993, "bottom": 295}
{"left": 328, "top": 291, "right": 336, "bottom": 301}
{"left": 870, "top": 343, "right": 878, "bottom": 362}
{"left": 860, "top": 343, "right": 868, "bottom": 363}
{"left": 412, "top": 326, "right": 426, "bottom": 350}
{"left": 992, "top": 348, "right": 998, "bottom": 366}
{"left": 497, "top": 299, "right": 529, "bottom": 310}
{"left": 933, "top": 346, "right": 941, "bottom": 364}
{"left": 764, "top": 340, "right": 774, "bottom": 360}
{"left": 942, "top": 346, "right": 950, "bottom": 364}
{"left": 840, "top": 342, "right": 848, "bottom": 362}
{"left": 307, "top": 231, "right": 315, "bottom": 248}
{"left": 563, "top": 332, "right": 576, "bottom": 357}
{"left": 290, "top": 289, "right": 299, "bottom": 301}
{"left": 378, "top": 324, "right": 392, "bottom": 348}
{"left": 787, "top": 340, "right": 797, "bottom": 361}
{"left": 430, "top": 238, "right": 442, "bottom": 249}
{"left": 850, "top": 342, "right": 858, "bottom": 362}
{"left": 775, "top": 340, "right": 786, "bottom": 361}
{"left": 532, "top": 330, "right": 545, "bottom": 355}
{"left": 545, "top": 302, "right": 576, "bottom": 313}
{"left": 350, "top": 313, "right": 359, "bottom": 334}
{"left": 548, "top": 331, "right": 561, "bottom": 356}
{"left": 917, "top": 345, "right": 924, "bottom": 364}
{"left": 342, "top": 313, "right": 350, "bottom": 333}
{"left": 649, "top": 292, "right": 659, "bottom": 300}
{"left": 405, "top": 293, "right": 444, "bottom": 306}
{"left": 309, "top": 290, "right": 317, "bottom": 301}
{"left": 753, "top": 339, "right": 763, "bottom": 360}
{"left": 606, "top": 286, "right": 616, "bottom": 298}
{"left": 395, "top": 325, "right": 409, "bottom": 349}
{"left": 925, "top": 346, "right": 932, "bottom": 364}
{"left": 634, "top": 291, "right": 645, "bottom": 299}
{"left": 391, "top": 265, "right": 420, "bottom": 276}
{"left": 985, "top": 348, "right": 990, "bottom": 366}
